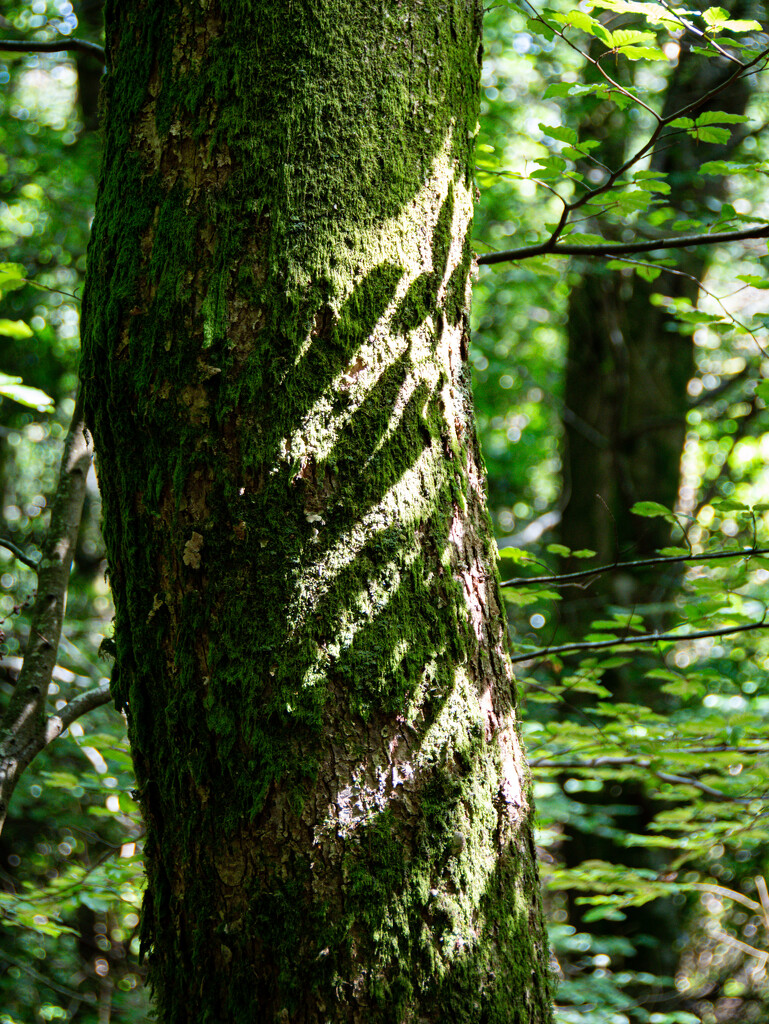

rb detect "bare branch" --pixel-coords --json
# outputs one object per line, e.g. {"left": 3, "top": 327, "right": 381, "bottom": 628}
{"left": 478, "top": 223, "right": 769, "bottom": 267}
{"left": 510, "top": 617, "right": 767, "bottom": 664}
{"left": 0, "top": 394, "right": 94, "bottom": 835}
{"left": 482, "top": 2, "right": 769, "bottom": 266}
{"left": 0, "top": 37, "right": 105, "bottom": 63}
{"left": 44, "top": 683, "right": 112, "bottom": 746}
{"left": 653, "top": 772, "right": 747, "bottom": 802}
{"left": 712, "top": 930, "right": 769, "bottom": 961}
{"left": 666, "top": 44, "right": 769, "bottom": 123}
{"left": 0, "top": 537, "right": 38, "bottom": 571}
{"left": 501, "top": 545, "right": 769, "bottom": 588}
{"left": 531, "top": 756, "right": 752, "bottom": 802}
{"left": 694, "top": 883, "right": 767, "bottom": 918}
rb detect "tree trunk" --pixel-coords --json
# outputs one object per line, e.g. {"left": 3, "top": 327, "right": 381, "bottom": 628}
{"left": 80, "top": 2, "right": 553, "bottom": 1021}
{"left": 557, "top": 38, "right": 751, "bottom": 989}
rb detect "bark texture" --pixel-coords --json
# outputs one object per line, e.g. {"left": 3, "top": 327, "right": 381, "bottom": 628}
{"left": 81, "top": 2, "right": 553, "bottom": 1021}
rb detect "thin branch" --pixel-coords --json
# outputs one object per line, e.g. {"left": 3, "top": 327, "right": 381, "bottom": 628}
{"left": 655, "top": 0, "right": 746, "bottom": 67}
{"left": 501, "top": 545, "right": 769, "bottom": 588}
{"left": 694, "top": 882, "right": 767, "bottom": 921}
{"left": 483, "top": 2, "right": 769, "bottom": 267}
{"left": 0, "top": 37, "right": 105, "bottom": 63}
{"left": 666, "top": 44, "right": 769, "bottom": 124}
{"left": 612, "top": 256, "right": 768, "bottom": 356}
{"left": 756, "top": 875, "right": 769, "bottom": 925}
{"left": 478, "top": 223, "right": 769, "bottom": 266}
{"left": 521, "top": 0, "right": 660, "bottom": 119}
{"left": 0, "top": 537, "right": 38, "bottom": 571}
{"left": 44, "top": 683, "right": 112, "bottom": 746}
{"left": 712, "top": 929, "right": 769, "bottom": 962}
{"left": 654, "top": 771, "right": 743, "bottom": 802}
{"left": 510, "top": 617, "right": 767, "bottom": 664}
{"left": 533, "top": 752, "right": 765, "bottom": 769}
{"left": 20, "top": 277, "right": 83, "bottom": 303}
{"left": 535, "top": 746, "right": 769, "bottom": 761}
{"left": 0, "top": 950, "right": 89, "bottom": 1002}
{"left": 0, "top": 394, "right": 94, "bottom": 835}
{"left": 531, "top": 755, "right": 750, "bottom": 802}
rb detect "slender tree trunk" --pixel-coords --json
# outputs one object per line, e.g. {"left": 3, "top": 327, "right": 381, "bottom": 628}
{"left": 81, "top": 2, "right": 553, "bottom": 1021}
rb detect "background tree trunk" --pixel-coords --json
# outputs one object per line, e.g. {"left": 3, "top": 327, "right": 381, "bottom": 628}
{"left": 81, "top": 1, "right": 553, "bottom": 1021}
{"left": 557, "top": 35, "right": 751, "bottom": 989}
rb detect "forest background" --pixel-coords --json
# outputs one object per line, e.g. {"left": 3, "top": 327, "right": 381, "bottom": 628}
{"left": 0, "top": 0, "right": 768, "bottom": 1022}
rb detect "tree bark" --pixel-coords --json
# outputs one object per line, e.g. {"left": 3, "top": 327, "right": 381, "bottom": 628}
{"left": 80, "top": 2, "right": 553, "bottom": 1020}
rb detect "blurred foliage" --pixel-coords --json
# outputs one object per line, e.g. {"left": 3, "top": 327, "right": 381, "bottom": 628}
{"left": 1, "top": 1, "right": 769, "bottom": 1023}
{"left": 0, "top": 2, "right": 147, "bottom": 1022}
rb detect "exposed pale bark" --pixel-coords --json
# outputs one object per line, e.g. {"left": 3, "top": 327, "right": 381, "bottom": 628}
{"left": 81, "top": 1, "right": 553, "bottom": 1021}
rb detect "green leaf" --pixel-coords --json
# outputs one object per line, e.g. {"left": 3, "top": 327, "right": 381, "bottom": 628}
{"left": 635, "top": 179, "right": 671, "bottom": 194}
{"left": 719, "top": 19, "right": 762, "bottom": 31}
{"left": 542, "top": 82, "right": 572, "bottom": 99}
{"left": 0, "top": 372, "right": 55, "bottom": 411}
{"left": 532, "top": 156, "right": 567, "bottom": 179}
{"left": 563, "top": 232, "right": 611, "bottom": 246}
{"left": 615, "top": 44, "right": 663, "bottom": 60}
{"left": 702, "top": 6, "right": 728, "bottom": 24}
{"left": 0, "top": 263, "right": 27, "bottom": 298}
{"left": 635, "top": 264, "right": 661, "bottom": 282}
{"left": 632, "top": 501, "right": 673, "bottom": 518}
{"left": 0, "top": 319, "right": 34, "bottom": 339}
{"left": 546, "top": 543, "right": 571, "bottom": 557}
{"left": 711, "top": 498, "right": 748, "bottom": 511}
{"left": 737, "top": 274, "right": 769, "bottom": 289}
{"left": 550, "top": 9, "right": 611, "bottom": 44}
{"left": 693, "top": 126, "right": 731, "bottom": 144}
{"left": 526, "top": 17, "right": 555, "bottom": 42}
{"left": 498, "top": 546, "right": 533, "bottom": 562}
{"left": 538, "top": 123, "right": 578, "bottom": 145}
{"left": 607, "top": 29, "right": 655, "bottom": 47}
{"left": 696, "top": 111, "right": 749, "bottom": 126}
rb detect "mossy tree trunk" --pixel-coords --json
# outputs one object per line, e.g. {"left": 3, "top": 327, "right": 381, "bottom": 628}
{"left": 80, "top": 2, "right": 553, "bottom": 1021}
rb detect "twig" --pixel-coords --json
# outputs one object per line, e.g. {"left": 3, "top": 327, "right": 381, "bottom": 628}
{"left": 510, "top": 617, "right": 767, "bottom": 664}
{"left": 482, "top": 1, "right": 769, "bottom": 267}
{"left": 712, "top": 930, "right": 769, "bottom": 962}
{"left": 654, "top": 772, "right": 744, "bottom": 802}
{"left": 0, "top": 950, "right": 88, "bottom": 1001}
{"left": 535, "top": 747, "right": 769, "bottom": 763}
{"left": 654, "top": 0, "right": 746, "bottom": 67}
{"left": 531, "top": 756, "right": 753, "bottom": 802}
{"left": 695, "top": 882, "right": 768, "bottom": 925}
{"left": 0, "top": 537, "right": 38, "bottom": 571}
{"left": 478, "top": 224, "right": 769, "bottom": 266}
{"left": 44, "top": 682, "right": 112, "bottom": 746}
{"left": 501, "top": 545, "right": 769, "bottom": 588}
{"left": 0, "top": 37, "right": 105, "bottom": 63}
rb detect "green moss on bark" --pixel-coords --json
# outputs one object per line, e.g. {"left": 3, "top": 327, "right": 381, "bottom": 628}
{"left": 81, "top": 0, "right": 553, "bottom": 1021}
